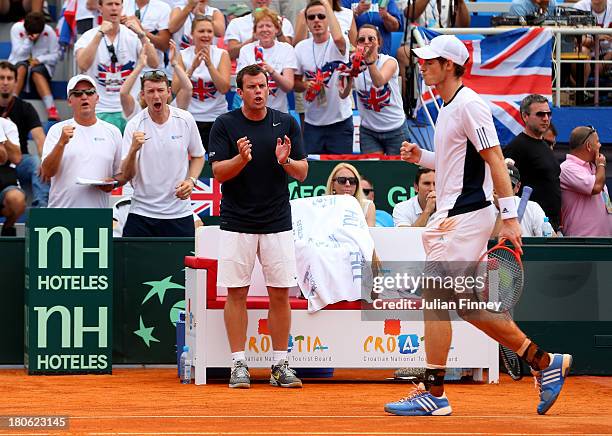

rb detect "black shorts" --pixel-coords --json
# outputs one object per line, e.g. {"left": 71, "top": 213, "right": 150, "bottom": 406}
{"left": 15, "top": 62, "right": 52, "bottom": 82}
{"left": 122, "top": 213, "right": 195, "bottom": 237}
{"left": 196, "top": 121, "right": 214, "bottom": 152}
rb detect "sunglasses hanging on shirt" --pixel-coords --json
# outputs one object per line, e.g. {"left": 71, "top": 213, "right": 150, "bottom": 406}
{"left": 105, "top": 40, "right": 119, "bottom": 66}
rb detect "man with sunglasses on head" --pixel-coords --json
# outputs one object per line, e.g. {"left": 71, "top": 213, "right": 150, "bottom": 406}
{"left": 560, "top": 126, "right": 612, "bottom": 237}
{"left": 40, "top": 75, "right": 123, "bottom": 209}
{"left": 504, "top": 94, "right": 561, "bottom": 232}
{"left": 294, "top": 0, "right": 352, "bottom": 154}
{"left": 119, "top": 70, "right": 204, "bottom": 237}
{"left": 75, "top": 0, "right": 159, "bottom": 133}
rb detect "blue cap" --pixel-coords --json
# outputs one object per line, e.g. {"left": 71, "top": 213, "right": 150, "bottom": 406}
{"left": 183, "top": 345, "right": 189, "bottom": 351}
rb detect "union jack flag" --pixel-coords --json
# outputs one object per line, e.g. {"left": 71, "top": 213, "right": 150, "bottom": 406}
{"left": 417, "top": 28, "right": 553, "bottom": 146}
{"left": 268, "top": 78, "right": 279, "bottom": 97}
{"left": 192, "top": 78, "right": 218, "bottom": 101}
{"left": 180, "top": 34, "right": 192, "bottom": 50}
{"left": 97, "top": 62, "right": 135, "bottom": 89}
{"left": 304, "top": 60, "right": 345, "bottom": 87}
{"left": 358, "top": 84, "right": 392, "bottom": 112}
{"left": 191, "top": 178, "right": 222, "bottom": 217}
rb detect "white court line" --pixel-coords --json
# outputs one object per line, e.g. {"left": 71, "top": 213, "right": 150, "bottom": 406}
{"left": 87, "top": 431, "right": 609, "bottom": 436}
{"left": 70, "top": 414, "right": 610, "bottom": 419}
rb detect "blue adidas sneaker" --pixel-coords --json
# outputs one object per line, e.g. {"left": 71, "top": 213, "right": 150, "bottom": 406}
{"left": 384, "top": 385, "right": 452, "bottom": 416}
{"left": 534, "top": 353, "right": 573, "bottom": 415}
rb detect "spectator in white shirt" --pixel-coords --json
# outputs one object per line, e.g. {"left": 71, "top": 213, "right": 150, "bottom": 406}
{"left": 178, "top": 15, "right": 231, "bottom": 151}
{"left": 169, "top": 0, "right": 225, "bottom": 50}
{"left": 294, "top": 0, "right": 353, "bottom": 154}
{"left": 41, "top": 75, "right": 123, "bottom": 209}
{"left": 491, "top": 161, "right": 547, "bottom": 237}
{"left": 9, "top": 12, "right": 60, "bottom": 121}
{"left": 121, "top": 0, "right": 172, "bottom": 64}
{"left": 119, "top": 70, "right": 205, "bottom": 236}
{"left": 225, "top": 0, "right": 295, "bottom": 60}
{"left": 75, "top": 0, "right": 159, "bottom": 133}
{"left": 237, "top": 8, "right": 297, "bottom": 113}
{"left": 393, "top": 167, "right": 435, "bottom": 227}
{"left": 293, "top": 0, "right": 356, "bottom": 132}
{"left": 339, "top": 24, "right": 408, "bottom": 155}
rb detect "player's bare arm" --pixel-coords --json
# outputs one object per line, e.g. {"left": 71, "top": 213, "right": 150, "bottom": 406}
{"left": 480, "top": 146, "right": 523, "bottom": 253}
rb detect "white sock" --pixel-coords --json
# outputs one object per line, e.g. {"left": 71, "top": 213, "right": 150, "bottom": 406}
{"left": 231, "top": 351, "right": 245, "bottom": 365}
{"left": 273, "top": 350, "right": 287, "bottom": 364}
{"left": 42, "top": 95, "right": 54, "bottom": 110}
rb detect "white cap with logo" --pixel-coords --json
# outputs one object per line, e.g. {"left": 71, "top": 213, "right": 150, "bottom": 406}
{"left": 66, "top": 74, "right": 97, "bottom": 95}
{"left": 412, "top": 35, "right": 469, "bottom": 66}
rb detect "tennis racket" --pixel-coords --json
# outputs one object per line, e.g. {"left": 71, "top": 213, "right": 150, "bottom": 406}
{"left": 491, "top": 186, "right": 532, "bottom": 380}
{"left": 476, "top": 186, "right": 532, "bottom": 314}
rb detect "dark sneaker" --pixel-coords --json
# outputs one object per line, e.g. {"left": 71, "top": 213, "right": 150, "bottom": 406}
{"left": 229, "top": 360, "right": 250, "bottom": 388}
{"left": 270, "top": 360, "right": 302, "bottom": 388}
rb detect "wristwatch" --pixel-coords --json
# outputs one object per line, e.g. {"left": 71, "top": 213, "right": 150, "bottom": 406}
{"left": 188, "top": 176, "right": 197, "bottom": 185}
{"left": 279, "top": 158, "right": 291, "bottom": 166}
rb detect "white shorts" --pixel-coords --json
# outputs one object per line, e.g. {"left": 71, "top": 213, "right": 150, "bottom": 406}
{"left": 217, "top": 229, "right": 298, "bottom": 288}
{"left": 422, "top": 205, "right": 496, "bottom": 262}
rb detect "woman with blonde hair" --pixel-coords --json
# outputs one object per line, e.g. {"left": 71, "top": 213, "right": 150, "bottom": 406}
{"left": 169, "top": 0, "right": 225, "bottom": 49}
{"left": 325, "top": 162, "right": 376, "bottom": 226}
{"left": 178, "top": 15, "right": 231, "bottom": 151}
{"left": 236, "top": 7, "right": 297, "bottom": 113}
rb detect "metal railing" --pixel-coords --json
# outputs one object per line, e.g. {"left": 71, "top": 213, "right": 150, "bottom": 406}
{"left": 412, "top": 26, "right": 612, "bottom": 107}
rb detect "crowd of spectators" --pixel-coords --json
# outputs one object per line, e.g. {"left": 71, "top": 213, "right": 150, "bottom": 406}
{"left": 0, "top": 0, "right": 610, "bottom": 238}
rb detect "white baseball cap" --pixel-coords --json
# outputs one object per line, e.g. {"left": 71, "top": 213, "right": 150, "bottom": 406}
{"left": 66, "top": 74, "right": 97, "bottom": 95}
{"left": 412, "top": 35, "right": 469, "bottom": 66}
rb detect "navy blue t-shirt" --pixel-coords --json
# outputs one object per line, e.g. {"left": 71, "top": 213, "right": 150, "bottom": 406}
{"left": 208, "top": 108, "right": 306, "bottom": 234}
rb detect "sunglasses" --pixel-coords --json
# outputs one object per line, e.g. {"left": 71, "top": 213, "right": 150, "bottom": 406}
{"left": 307, "top": 13, "right": 326, "bottom": 20}
{"left": 581, "top": 125, "right": 596, "bottom": 145}
{"left": 334, "top": 176, "right": 358, "bottom": 185}
{"left": 357, "top": 36, "right": 376, "bottom": 43}
{"left": 362, "top": 188, "right": 374, "bottom": 195}
{"left": 140, "top": 70, "right": 168, "bottom": 84}
{"left": 105, "top": 43, "right": 119, "bottom": 65}
{"left": 531, "top": 111, "right": 552, "bottom": 118}
{"left": 135, "top": 8, "right": 141, "bottom": 19}
{"left": 70, "top": 89, "right": 96, "bottom": 97}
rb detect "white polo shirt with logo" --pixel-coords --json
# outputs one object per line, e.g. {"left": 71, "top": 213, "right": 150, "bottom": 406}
{"left": 42, "top": 119, "right": 122, "bottom": 208}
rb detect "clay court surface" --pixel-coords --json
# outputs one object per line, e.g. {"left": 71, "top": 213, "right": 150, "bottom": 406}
{"left": 0, "top": 369, "right": 610, "bottom": 435}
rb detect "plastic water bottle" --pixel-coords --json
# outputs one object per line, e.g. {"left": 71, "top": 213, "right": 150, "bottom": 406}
{"left": 541, "top": 217, "right": 554, "bottom": 237}
{"left": 180, "top": 345, "right": 191, "bottom": 384}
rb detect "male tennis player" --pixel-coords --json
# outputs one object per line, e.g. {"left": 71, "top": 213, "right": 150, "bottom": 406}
{"left": 384, "top": 35, "right": 572, "bottom": 416}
